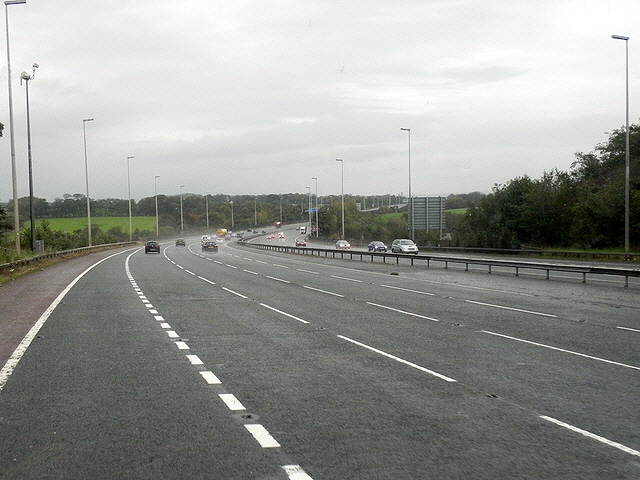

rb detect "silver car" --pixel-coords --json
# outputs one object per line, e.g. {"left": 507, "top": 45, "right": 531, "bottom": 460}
{"left": 391, "top": 238, "right": 418, "bottom": 254}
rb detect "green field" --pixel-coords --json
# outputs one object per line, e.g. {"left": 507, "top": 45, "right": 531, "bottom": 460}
{"left": 33, "top": 216, "right": 157, "bottom": 233}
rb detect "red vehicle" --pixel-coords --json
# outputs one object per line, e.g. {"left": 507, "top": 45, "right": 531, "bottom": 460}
{"left": 273, "top": 221, "right": 282, "bottom": 228}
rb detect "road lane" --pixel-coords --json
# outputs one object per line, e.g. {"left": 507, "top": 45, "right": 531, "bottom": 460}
{"left": 0, "top": 241, "right": 638, "bottom": 479}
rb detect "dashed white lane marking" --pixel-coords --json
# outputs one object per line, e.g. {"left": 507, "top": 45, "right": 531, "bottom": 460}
{"left": 296, "top": 268, "right": 320, "bottom": 275}
{"left": 245, "top": 424, "right": 282, "bottom": 448}
{"left": 540, "top": 415, "right": 640, "bottom": 457}
{"left": 243, "top": 269, "right": 259, "bottom": 275}
{"left": 303, "top": 285, "right": 343, "bottom": 297}
{"left": 186, "top": 355, "right": 204, "bottom": 365}
{"left": 199, "top": 371, "right": 222, "bottom": 384}
{"left": 197, "top": 275, "right": 216, "bottom": 285}
{"left": 380, "top": 284, "right": 435, "bottom": 296}
{"left": 167, "top": 331, "right": 180, "bottom": 338}
{"left": 617, "top": 326, "right": 640, "bottom": 333}
{"left": 283, "top": 465, "right": 314, "bottom": 480}
{"left": 130, "top": 249, "right": 315, "bottom": 475}
{"left": 261, "top": 304, "right": 310, "bottom": 324}
{"left": 367, "top": 301, "right": 439, "bottom": 322}
{"left": 222, "top": 287, "right": 248, "bottom": 298}
{"left": 483, "top": 330, "right": 640, "bottom": 371}
{"left": 219, "top": 393, "right": 246, "bottom": 411}
{"left": 267, "top": 275, "right": 291, "bottom": 284}
{"left": 273, "top": 264, "right": 289, "bottom": 269}
{"left": 337, "top": 335, "right": 457, "bottom": 383}
{"left": 465, "top": 300, "right": 556, "bottom": 318}
{"left": 329, "top": 274, "right": 362, "bottom": 283}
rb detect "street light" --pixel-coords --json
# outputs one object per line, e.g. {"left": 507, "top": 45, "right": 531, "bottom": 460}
{"left": 306, "top": 186, "right": 311, "bottom": 234}
{"left": 205, "top": 194, "right": 210, "bottom": 232}
{"left": 230, "top": 199, "right": 234, "bottom": 231}
{"left": 312, "top": 177, "right": 318, "bottom": 237}
{"left": 612, "top": 34, "right": 630, "bottom": 258}
{"left": 179, "top": 185, "right": 185, "bottom": 234}
{"left": 401, "top": 128, "right": 414, "bottom": 240}
{"left": 5, "top": 0, "right": 26, "bottom": 254}
{"left": 82, "top": 118, "right": 94, "bottom": 246}
{"left": 127, "top": 156, "right": 134, "bottom": 242}
{"left": 336, "top": 158, "right": 344, "bottom": 239}
{"left": 154, "top": 175, "right": 160, "bottom": 237}
{"left": 20, "top": 63, "right": 37, "bottom": 252}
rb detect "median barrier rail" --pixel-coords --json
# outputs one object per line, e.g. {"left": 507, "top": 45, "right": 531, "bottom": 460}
{"left": 241, "top": 242, "right": 640, "bottom": 287}
{"left": 0, "top": 242, "right": 137, "bottom": 275}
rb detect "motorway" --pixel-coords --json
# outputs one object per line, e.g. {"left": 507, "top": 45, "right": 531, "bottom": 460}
{"left": 0, "top": 234, "right": 639, "bottom": 479}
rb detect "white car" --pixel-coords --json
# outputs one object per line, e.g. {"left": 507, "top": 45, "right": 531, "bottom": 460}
{"left": 391, "top": 239, "right": 418, "bottom": 254}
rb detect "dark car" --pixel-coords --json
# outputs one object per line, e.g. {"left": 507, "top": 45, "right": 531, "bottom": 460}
{"left": 368, "top": 241, "right": 387, "bottom": 252}
{"left": 175, "top": 238, "right": 186, "bottom": 246}
{"left": 145, "top": 241, "right": 160, "bottom": 254}
{"left": 202, "top": 241, "right": 218, "bottom": 253}
{"left": 296, "top": 239, "right": 307, "bottom": 247}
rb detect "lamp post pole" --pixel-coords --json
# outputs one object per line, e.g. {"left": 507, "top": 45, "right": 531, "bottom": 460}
{"left": 154, "top": 175, "right": 160, "bottom": 237}
{"left": 312, "top": 177, "right": 318, "bottom": 237}
{"left": 306, "top": 186, "right": 311, "bottom": 234}
{"left": 82, "top": 118, "right": 94, "bottom": 246}
{"left": 179, "top": 185, "right": 185, "bottom": 234}
{"left": 230, "top": 200, "right": 234, "bottom": 231}
{"left": 205, "top": 194, "right": 209, "bottom": 232}
{"left": 336, "top": 158, "right": 344, "bottom": 239}
{"left": 400, "top": 128, "right": 413, "bottom": 240}
{"left": 20, "top": 63, "right": 37, "bottom": 251}
{"left": 5, "top": 0, "right": 25, "bottom": 254}
{"left": 612, "top": 34, "right": 631, "bottom": 258}
{"left": 127, "top": 156, "right": 134, "bottom": 242}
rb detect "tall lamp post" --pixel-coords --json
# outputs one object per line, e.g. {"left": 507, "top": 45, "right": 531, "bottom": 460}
{"left": 5, "top": 0, "right": 26, "bottom": 254}
{"left": 127, "top": 156, "right": 134, "bottom": 242}
{"left": 179, "top": 185, "right": 185, "bottom": 234}
{"left": 82, "top": 118, "right": 94, "bottom": 246}
{"left": 612, "top": 34, "right": 631, "bottom": 258}
{"left": 230, "top": 200, "right": 234, "bottom": 231}
{"left": 336, "top": 158, "right": 344, "bottom": 239}
{"left": 306, "top": 186, "right": 311, "bottom": 234}
{"left": 312, "top": 176, "right": 318, "bottom": 236}
{"left": 154, "top": 175, "right": 160, "bottom": 237}
{"left": 400, "top": 127, "right": 414, "bottom": 240}
{"left": 205, "top": 194, "right": 210, "bottom": 232}
{"left": 20, "top": 63, "right": 38, "bottom": 251}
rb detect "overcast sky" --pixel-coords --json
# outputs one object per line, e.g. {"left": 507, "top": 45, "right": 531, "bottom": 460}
{"left": 0, "top": 0, "right": 638, "bottom": 202}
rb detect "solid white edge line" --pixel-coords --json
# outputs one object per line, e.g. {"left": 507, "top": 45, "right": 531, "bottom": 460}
{"left": 0, "top": 249, "right": 131, "bottom": 392}
{"left": 367, "top": 301, "right": 439, "bottom": 322}
{"left": 337, "top": 335, "right": 457, "bottom": 383}
{"left": 260, "top": 304, "right": 310, "bottom": 324}
{"left": 540, "top": 415, "right": 640, "bottom": 457}
{"left": 282, "top": 464, "right": 315, "bottom": 480}
{"left": 465, "top": 300, "right": 557, "bottom": 318}
{"left": 244, "top": 424, "right": 281, "bottom": 448}
{"left": 483, "top": 330, "right": 640, "bottom": 371}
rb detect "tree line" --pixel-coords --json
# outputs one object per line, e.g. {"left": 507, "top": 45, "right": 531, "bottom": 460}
{"left": 451, "top": 123, "right": 639, "bottom": 250}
